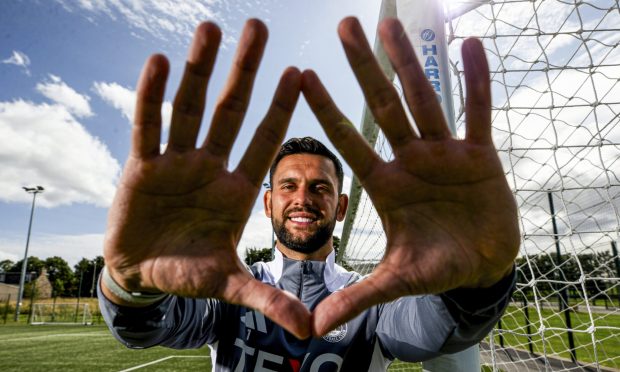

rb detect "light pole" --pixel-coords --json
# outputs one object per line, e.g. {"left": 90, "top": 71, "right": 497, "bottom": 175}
{"left": 263, "top": 183, "right": 276, "bottom": 258}
{"left": 15, "top": 186, "right": 44, "bottom": 321}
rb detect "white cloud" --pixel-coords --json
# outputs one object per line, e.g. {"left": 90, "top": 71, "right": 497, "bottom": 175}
{"left": 0, "top": 233, "right": 104, "bottom": 267}
{"left": 2, "top": 50, "right": 30, "bottom": 67}
{"left": 36, "top": 75, "right": 93, "bottom": 118}
{"left": 92, "top": 81, "right": 172, "bottom": 130}
{"left": 0, "top": 99, "right": 120, "bottom": 208}
{"left": 55, "top": 0, "right": 277, "bottom": 46}
{"left": 2, "top": 50, "right": 31, "bottom": 75}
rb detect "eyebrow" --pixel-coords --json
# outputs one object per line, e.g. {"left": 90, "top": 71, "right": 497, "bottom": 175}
{"left": 277, "top": 177, "right": 335, "bottom": 187}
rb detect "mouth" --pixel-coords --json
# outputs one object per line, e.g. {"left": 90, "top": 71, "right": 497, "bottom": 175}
{"left": 289, "top": 216, "right": 316, "bottom": 223}
{"left": 286, "top": 211, "right": 320, "bottom": 226}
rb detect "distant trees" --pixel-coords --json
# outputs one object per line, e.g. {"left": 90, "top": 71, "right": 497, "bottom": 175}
{"left": 8, "top": 257, "right": 45, "bottom": 275}
{"left": 515, "top": 251, "right": 616, "bottom": 304}
{"left": 0, "top": 259, "right": 13, "bottom": 273}
{"left": 245, "top": 247, "right": 273, "bottom": 266}
{"left": 0, "top": 255, "right": 103, "bottom": 298}
{"left": 44, "top": 256, "right": 74, "bottom": 297}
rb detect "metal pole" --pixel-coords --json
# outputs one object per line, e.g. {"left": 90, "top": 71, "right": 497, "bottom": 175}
{"left": 611, "top": 241, "right": 620, "bottom": 307}
{"left": 75, "top": 269, "right": 84, "bottom": 322}
{"left": 90, "top": 260, "right": 98, "bottom": 298}
{"left": 497, "top": 319, "right": 504, "bottom": 348}
{"left": 27, "top": 272, "right": 36, "bottom": 324}
{"left": 15, "top": 189, "right": 41, "bottom": 321}
{"left": 3, "top": 294, "right": 10, "bottom": 324}
{"left": 523, "top": 294, "right": 534, "bottom": 354}
{"left": 547, "top": 191, "right": 577, "bottom": 363}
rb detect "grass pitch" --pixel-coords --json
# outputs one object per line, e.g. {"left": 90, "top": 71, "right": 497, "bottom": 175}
{"left": 0, "top": 324, "right": 211, "bottom": 371}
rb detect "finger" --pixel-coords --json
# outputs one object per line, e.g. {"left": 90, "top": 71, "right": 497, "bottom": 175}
{"left": 312, "top": 269, "right": 405, "bottom": 336}
{"left": 235, "top": 67, "right": 301, "bottom": 186}
{"left": 225, "top": 271, "right": 311, "bottom": 339}
{"left": 167, "top": 22, "right": 221, "bottom": 152}
{"left": 132, "top": 54, "right": 170, "bottom": 159}
{"left": 338, "top": 17, "right": 417, "bottom": 149}
{"left": 301, "top": 69, "right": 382, "bottom": 183}
{"left": 378, "top": 18, "right": 451, "bottom": 140}
{"left": 462, "top": 38, "right": 492, "bottom": 145}
{"left": 204, "top": 19, "right": 268, "bottom": 159}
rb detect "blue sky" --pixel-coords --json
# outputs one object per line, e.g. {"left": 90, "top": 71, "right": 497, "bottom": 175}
{"left": 0, "top": 0, "right": 382, "bottom": 266}
{"left": 2, "top": 0, "right": 618, "bottom": 266}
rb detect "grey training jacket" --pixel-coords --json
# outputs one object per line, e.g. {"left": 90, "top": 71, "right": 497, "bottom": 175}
{"left": 99, "top": 249, "right": 516, "bottom": 371}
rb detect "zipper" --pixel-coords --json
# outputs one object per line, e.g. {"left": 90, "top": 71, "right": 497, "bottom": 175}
{"left": 297, "top": 261, "right": 306, "bottom": 300}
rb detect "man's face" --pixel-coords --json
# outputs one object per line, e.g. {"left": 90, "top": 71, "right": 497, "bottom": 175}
{"left": 265, "top": 154, "right": 347, "bottom": 254}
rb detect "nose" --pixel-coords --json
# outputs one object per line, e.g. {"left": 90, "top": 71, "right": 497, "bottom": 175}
{"left": 291, "top": 187, "right": 313, "bottom": 207}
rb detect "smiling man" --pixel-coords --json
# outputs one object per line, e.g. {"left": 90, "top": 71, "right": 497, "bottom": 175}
{"left": 266, "top": 138, "right": 347, "bottom": 260}
{"left": 98, "top": 17, "right": 519, "bottom": 372}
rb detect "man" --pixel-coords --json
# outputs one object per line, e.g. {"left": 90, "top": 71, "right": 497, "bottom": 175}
{"left": 99, "top": 17, "right": 520, "bottom": 371}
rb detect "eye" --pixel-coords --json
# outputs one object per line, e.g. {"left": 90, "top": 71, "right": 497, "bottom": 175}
{"left": 314, "top": 184, "right": 331, "bottom": 193}
{"left": 280, "top": 183, "right": 295, "bottom": 191}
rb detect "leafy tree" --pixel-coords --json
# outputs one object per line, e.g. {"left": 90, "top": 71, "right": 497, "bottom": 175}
{"left": 0, "top": 259, "right": 13, "bottom": 273}
{"left": 44, "top": 256, "right": 74, "bottom": 296}
{"left": 245, "top": 247, "right": 272, "bottom": 266}
{"left": 72, "top": 256, "right": 104, "bottom": 297}
{"left": 9, "top": 256, "right": 44, "bottom": 275}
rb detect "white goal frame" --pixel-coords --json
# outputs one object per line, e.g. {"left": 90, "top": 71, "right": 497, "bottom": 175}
{"left": 30, "top": 303, "right": 93, "bottom": 325}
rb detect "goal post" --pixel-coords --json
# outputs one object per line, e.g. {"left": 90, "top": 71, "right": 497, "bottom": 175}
{"left": 340, "top": 0, "right": 620, "bottom": 371}
{"left": 31, "top": 303, "right": 93, "bottom": 325}
{"left": 339, "top": 0, "right": 479, "bottom": 371}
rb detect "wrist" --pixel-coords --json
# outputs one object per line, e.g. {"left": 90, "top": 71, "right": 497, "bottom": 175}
{"left": 482, "top": 264, "right": 515, "bottom": 288}
{"left": 101, "top": 266, "right": 167, "bottom": 307}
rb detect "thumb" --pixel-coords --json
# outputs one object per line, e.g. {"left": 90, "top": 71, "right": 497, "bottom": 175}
{"left": 311, "top": 270, "right": 402, "bottom": 336}
{"left": 224, "top": 271, "right": 311, "bottom": 339}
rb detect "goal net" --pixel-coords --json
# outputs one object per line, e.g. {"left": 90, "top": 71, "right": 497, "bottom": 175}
{"left": 31, "top": 303, "right": 93, "bottom": 325}
{"left": 340, "top": 0, "right": 620, "bottom": 371}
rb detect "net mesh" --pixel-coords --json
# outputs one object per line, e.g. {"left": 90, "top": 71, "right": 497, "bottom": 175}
{"left": 342, "top": 0, "right": 620, "bottom": 370}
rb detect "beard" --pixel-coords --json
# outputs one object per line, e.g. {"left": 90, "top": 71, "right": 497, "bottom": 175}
{"left": 272, "top": 206, "right": 337, "bottom": 254}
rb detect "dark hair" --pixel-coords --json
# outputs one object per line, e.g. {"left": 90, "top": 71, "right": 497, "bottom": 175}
{"left": 269, "top": 137, "right": 344, "bottom": 194}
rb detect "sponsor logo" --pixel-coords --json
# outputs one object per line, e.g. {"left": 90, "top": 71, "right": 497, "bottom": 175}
{"left": 322, "top": 323, "right": 347, "bottom": 343}
{"left": 234, "top": 338, "right": 343, "bottom": 371}
{"left": 240, "top": 310, "right": 268, "bottom": 333}
{"left": 421, "top": 28, "right": 435, "bottom": 42}
{"left": 420, "top": 28, "right": 442, "bottom": 103}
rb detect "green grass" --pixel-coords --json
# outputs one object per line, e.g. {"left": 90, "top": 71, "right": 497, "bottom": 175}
{"left": 494, "top": 305, "right": 620, "bottom": 369}
{"left": 0, "top": 324, "right": 211, "bottom": 371}
{"left": 2, "top": 304, "right": 618, "bottom": 371}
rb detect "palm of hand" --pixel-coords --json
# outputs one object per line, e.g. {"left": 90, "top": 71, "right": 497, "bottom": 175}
{"left": 106, "top": 153, "right": 257, "bottom": 298}
{"left": 365, "top": 140, "right": 518, "bottom": 298}
{"left": 303, "top": 18, "right": 520, "bottom": 335}
{"left": 103, "top": 20, "right": 312, "bottom": 339}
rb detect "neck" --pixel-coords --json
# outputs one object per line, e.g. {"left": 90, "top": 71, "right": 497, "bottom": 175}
{"left": 276, "top": 240, "right": 333, "bottom": 261}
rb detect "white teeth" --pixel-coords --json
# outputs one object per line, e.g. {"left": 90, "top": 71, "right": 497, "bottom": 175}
{"left": 290, "top": 217, "right": 313, "bottom": 223}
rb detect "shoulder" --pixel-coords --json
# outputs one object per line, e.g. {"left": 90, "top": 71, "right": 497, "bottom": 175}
{"left": 250, "top": 261, "right": 280, "bottom": 285}
{"left": 325, "top": 262, "right": 362, "bottom": 292}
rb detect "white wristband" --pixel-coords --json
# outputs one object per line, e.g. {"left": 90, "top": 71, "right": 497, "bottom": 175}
{"left": 101, "top": 266, "right": 168, "bottom": 305}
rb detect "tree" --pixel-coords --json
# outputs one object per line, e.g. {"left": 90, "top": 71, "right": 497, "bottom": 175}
{"left": 72, "top": 256, "right": 104, "bottom": 298}
{"left": 245, "top": 247, "right": 272, "bottom": 266}
{"left": 0, "top": 259, "right": 13, "bottom": 273}
{"left": 44, "top": 256, "right": 74, "bottom": 296}
{"left": 10, "top": 256, "right": 44, "bottom": 275}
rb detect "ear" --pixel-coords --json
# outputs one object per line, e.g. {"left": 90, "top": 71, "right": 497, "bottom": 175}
{"left": 264, "top": 190, "right": 272, "bottom": 218}
{"left": 336, "top": 194, "right": 348, "bottom": 221}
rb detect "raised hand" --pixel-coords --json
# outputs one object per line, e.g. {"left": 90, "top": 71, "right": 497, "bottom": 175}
{"left": 302, "top": 17, "right": 520, "bottom": 336}
{"left": 102, "top": 20, "right": 311, "bottom": 339}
